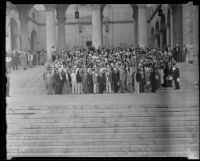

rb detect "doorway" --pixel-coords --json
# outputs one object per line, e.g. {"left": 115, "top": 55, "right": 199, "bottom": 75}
{"left": 86, "top": 41, "right": 92, "bottom": 48}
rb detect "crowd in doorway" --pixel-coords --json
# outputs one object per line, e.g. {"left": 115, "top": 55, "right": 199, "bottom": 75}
{"left": 43, "top": 44, "right": 184, "bottom": 95}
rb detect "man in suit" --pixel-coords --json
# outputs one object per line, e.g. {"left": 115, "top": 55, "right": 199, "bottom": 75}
{"left": 182, "top": 44, "right": 187, "bottom": 62}
{"left": 93, "top": 70, "right": 99, "bottom": 94}
{"left": 173, "top": 43, "right": 181, "bottom": 62}
{"left": 76, "top": 68, "right": 83, "bottom": 94}
{"left": 112, "top": 68, "right": 120, "bottom": 93}
{"left": 119, "top": 65, "right": 126, "bottom": 93}
{"left": 135, "top": 68, "right": 141, "bottom": 94}
{"left": 71, "top": 68, "right": 77, "bottom": 94}
{"left": 172, "top": 63, "right": 180, "bottom": 89}
{"left": 98, "top": 69, "right": 106, "bottom": 94}
{"left": 87, "top": 68, "right": 93, "bottom": 93}
{"left": 82, "top": 69, "right": 88, "bottom": 94}
{"left": 105, "top": 68, "right": 112, "bottom": 93}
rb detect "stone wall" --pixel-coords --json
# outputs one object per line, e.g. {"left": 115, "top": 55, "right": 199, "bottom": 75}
{"left": 183, "top": 2, "right": 199, "bottom": 57}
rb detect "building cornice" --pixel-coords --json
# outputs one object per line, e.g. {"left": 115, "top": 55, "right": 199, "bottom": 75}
{"left": 30, "top": 19, "right": 135, "bottom": 26}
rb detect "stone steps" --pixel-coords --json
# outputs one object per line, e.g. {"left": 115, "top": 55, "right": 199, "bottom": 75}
{"left": 7, "top": 145, "right": 198, "bottom": 153}
{"left": 7, "top": 126, "right": 197, "bottom": 134}
{"left": 6, "top": 63, "right": 199, "bottom": 159}
{"left": 7, "top": 102, "right": 199, "bottom": 158}
{"left": 7, "top": 151, "right": 199, "bottom": 158}
{"left": 7, "top": 138, "right": 197, "bottom": 146}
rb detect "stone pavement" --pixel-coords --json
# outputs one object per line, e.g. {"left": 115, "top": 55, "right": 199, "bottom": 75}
{"left": 6, "top": 63, "right": 199, "bottom": 159}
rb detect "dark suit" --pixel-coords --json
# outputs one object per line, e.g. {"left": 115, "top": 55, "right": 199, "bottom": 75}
{"left": 150, "top": 70, "right": 156, "bottom": 93}
{"left": 87, "top": 73, "right": 93, "bottom": 93}
{"left": 173, "top": 68, "right": 180, "bottom": 89}
{"left": 112, "top": 71, "right": 120, "bottom": 93}
{"left": 173, "top": 46, "right": 181, "bottom": 62}
{"left": 98, "top": 73, "right": 106, "bottom": 93}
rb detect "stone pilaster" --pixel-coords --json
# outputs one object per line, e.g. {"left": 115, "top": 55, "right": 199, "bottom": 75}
{"left": 56, "top": 5, "right": 66, "bottom": 49}
{"left": 17, "top": 5, "right": 31, "bottom": 51}
{"left": 92, "top": 4, "right": 102, "bottom": 49}
{"left": 6, "top": 15, "right": 11, "bottom": 52}
{"left": 159, "top": 30, "right": 164, "bottom": 49}
{"left": 132, "top": 5, "right": 138, "bottom": 47}
{"left": 166, "top": 23, "right": 170, "bottom": 46}
{"left": 137, "top": 4, "right": 147, "bottom": 48}
{"left": 19, "top": 16, "right": 30, "bottom": 51}
{"left": 170, "top": 7, "right": 173, "bottom": 47}
{"left": 45, "top": 4, "right": 56, "bottom": 61}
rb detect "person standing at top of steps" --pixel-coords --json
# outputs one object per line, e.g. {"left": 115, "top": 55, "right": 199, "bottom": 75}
{"left": 172, "top": 63, "right": 180, "bottom": 90}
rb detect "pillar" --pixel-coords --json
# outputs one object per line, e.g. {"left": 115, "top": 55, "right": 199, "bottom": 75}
{"left": 132, "top": 5, "right": 138, "bottom": 47}
{"left": 56, "top": 5, "right": 66, "bottom": 49}
{"left": 160, "top": 30, "right": 164, "bottom": 49}
{"left": 6, "top": 15, "right": 11, "bottom": 52}
{"left": 18, "top": 5, "right": 30, "bottom": 51}
{"left": 138, "top": 4, "right": 147, "bottom": 48}
{"left": 6, "top": 2, "right": 13, "bottom": 52}
{"left": 19, "top": 16, "right": 30, "bottom": 51}
{"left": 46, "top": 5, "right": 56, "bottom": 61}
{"left": 166, "top": 23, "right": 170, "bottom": 46}
{"left": 92, "top": 5, "right": 102, "bottom": 49}
{"left": 170, "top": 7, "right": 173, "bottom": 47}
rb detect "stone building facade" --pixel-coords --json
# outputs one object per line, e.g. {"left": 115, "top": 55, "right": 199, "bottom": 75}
{"left": 6, "top": 2, "right": 199, "bottom": 61}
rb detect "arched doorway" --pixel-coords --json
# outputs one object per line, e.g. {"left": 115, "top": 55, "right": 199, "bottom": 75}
{"left": 160, "top": 14, "right": 167, "bottom": 49}
{"left": 10, "top": 18, "right": 19, "bottom": 50}
{"left": 30, "top": 30, "right": 37, "bottom": 51}
{"left": 155, "top": 21, "right": 160, "bottom": 48}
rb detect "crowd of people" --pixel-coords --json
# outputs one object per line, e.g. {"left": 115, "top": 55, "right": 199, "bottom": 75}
{"left": 6, "top": 49, "right": 46, "bottom": 73}
{"left": 43, "top": 44, "right": 181, "bottom": 95}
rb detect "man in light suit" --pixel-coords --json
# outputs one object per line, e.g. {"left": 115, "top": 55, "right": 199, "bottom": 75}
{"left": 119, "top": 65, "right": 126, "bottom": 93}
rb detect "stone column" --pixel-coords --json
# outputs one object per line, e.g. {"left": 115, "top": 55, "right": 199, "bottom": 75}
{"left": 92, "top": 5, "right": 102, "bottom": 49}
{"left": 56, "top": 5, "right": 66, "bottom": 49}
{"left": 132, "top": 5, "right": 138, "bottom": 47}
{"left": 19, "top": 16, "right": 30, "bottom": 51}
{"left": 138, "top": 4, "right": 147, "bottom": 48}
{"left": 18, "top": 5, "right": 30, "bottom": 51}
{"left": 46, "top": 5, "right": 56, "bottom": 61}
{"left": 170, "top": 7, "right": 173, "bottom": 47}
{"left": 6, "top": 2, "right": 14, "bottom": 52}
{"left": 6, "top": 16, "right": 11, "bottom": 52}
{"left": 159, "top": 30, "right": 164, "bottom": 49}
{"left": 166, "top": 23, "right": 170, "bottom": 46}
